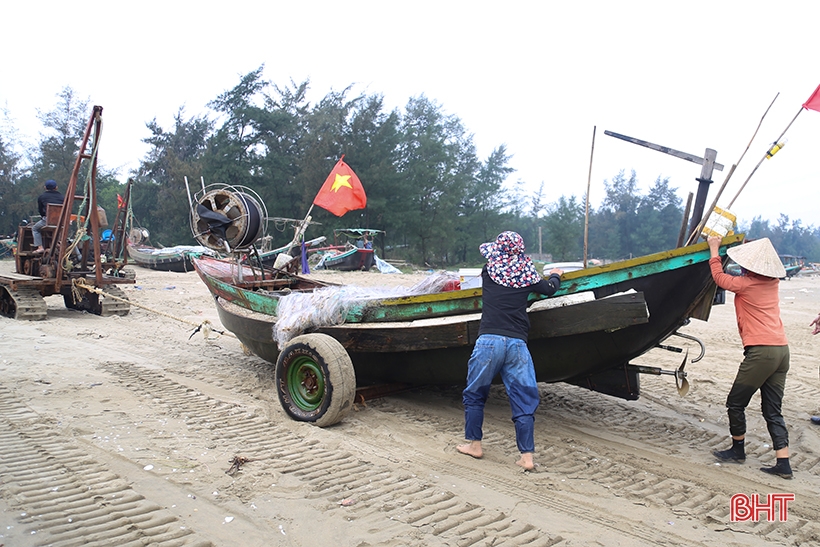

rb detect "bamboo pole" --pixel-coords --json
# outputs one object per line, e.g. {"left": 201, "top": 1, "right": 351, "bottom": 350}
{"left": 726, "top": 105, "right": 802, "bottom": 210}
{"left": 584, "top": 126, "right": 596, "bottom": 268}
{"left": 677, "top": 192, "right": 693, "bottom": 247}
{"left": 686, "top": 92, "right": 780, "bottom": 245}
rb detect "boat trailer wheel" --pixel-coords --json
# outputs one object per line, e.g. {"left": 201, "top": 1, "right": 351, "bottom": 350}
{"left": 275, "top": 333, "right": 356, "bottom": 427}
{"left": 287, "top": 357, "right": 325, "bottom": 408}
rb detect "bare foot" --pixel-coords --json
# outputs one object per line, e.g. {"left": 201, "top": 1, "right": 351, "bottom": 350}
{"left": 456, "top": 440, "right": 483, "bottom": 459}
{"left": 515, "top": 452, "right": 535, "bottom": 471}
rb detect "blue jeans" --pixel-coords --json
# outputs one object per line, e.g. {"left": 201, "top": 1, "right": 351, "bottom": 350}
{"left": 462, "top": 334, "right": 540, "bottom": 453}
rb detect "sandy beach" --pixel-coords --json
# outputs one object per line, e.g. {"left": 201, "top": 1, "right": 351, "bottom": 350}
{"left": 1, "top": 259, "right": 820, "bottom": 547}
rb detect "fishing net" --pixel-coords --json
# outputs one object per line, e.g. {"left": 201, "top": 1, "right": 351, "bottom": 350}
{"left": 272, "top": 271, "right": 460, "bottom": 348}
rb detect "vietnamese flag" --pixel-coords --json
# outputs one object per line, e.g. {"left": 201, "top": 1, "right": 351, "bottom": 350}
{"left": 312, "top": 155, "right": 367, "bottom": 216}
{"left": 803, "top": 83, "right": 820, "bottom": 112}
{"left": 117, "top": 194, "right": 125, "bottom": 209}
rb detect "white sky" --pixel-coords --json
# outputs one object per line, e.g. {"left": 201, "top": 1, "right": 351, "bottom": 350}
{"left": 2, "top": 1, "right": 819, "bottom": 227}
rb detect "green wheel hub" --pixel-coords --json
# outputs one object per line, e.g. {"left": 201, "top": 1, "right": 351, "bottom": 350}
{"left": 287, "top": 356, "right": 326, "bottom": 411}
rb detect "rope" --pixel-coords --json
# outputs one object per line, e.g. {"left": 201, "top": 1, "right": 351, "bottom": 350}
{"left": 72, "top": 278, "right": 237, "bottom": 341}
{"left": 62, "top": 118, "right": 102, "bottom": 270}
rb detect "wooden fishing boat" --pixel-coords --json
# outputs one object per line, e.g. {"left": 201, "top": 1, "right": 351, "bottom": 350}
{"left": 779, "top": 255, "right": 806, "bottom": 279}
{"left": 193, "top": 234, "right": 742, "bottom": 426}
{"left": 127, "top": 243, "right": 215, "bottom": 273}
{"left": 313, "top": 228, "right": 383, "bottom": 271}
{"left": 317, "top": 245, "right": 376, "bottom": 271}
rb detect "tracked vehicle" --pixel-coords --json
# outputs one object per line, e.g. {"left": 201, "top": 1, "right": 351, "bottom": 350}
{"left": 0, "top": 105, "right": 133, "bottom": 320}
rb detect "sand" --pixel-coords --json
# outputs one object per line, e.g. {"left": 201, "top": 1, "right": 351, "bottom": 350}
{"left": 1, "top": 259, "right": 820, "bottom": 547}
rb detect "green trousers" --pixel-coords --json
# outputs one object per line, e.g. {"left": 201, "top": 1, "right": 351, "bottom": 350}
{"left": 726, "top": 345, "right": 790, "bottom": 450}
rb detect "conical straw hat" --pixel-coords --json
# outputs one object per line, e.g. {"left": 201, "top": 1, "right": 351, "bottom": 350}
{"left": 726, "top": 238, "right": 786, "bottom": 278}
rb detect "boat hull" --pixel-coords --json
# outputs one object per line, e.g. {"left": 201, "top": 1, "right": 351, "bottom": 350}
{"left": 196, "top": 234, "right": 742, "bottom": 398}
{"left": 320, "top": 247, "right": 375, "bottom": 271}
{"left": 128, "top": 244, "right": 195, "bottom": 273}
{"left": 212, "top": 289, "right": 650, "bottom": 386}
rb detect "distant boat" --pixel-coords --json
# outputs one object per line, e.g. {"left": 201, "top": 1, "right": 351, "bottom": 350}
{"left": 316, "top": 245, "right": 376, "bottom": 271}
{"left": 127, "top": 242, "right": 216, "bottom": 273}
{"left": 779, "top": 254, "right": 806, "bottom": 279}
{"left": 314, "top": 229, "right": 383, "bottom": 271}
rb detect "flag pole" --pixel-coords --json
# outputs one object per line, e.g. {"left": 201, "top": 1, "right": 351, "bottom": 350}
{"left": 583, "top": 126, "right": 596, "bottom": 268}
{"left": 686, "top": 92, "right": 779, "bottom": 245}
{"left": 726, "top": 105, "right": 803, "bottom": 210}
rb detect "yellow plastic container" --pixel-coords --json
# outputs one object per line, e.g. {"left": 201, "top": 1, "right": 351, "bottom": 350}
{"left": 701, "top": 206, "right": 736, "bottom": 238}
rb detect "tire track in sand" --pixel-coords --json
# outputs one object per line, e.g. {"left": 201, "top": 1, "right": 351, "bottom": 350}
{"left": 364, "top": 387, "right": 820, "bottom": 546}
{"left": 100, "top": 361, "right": 566, "bottom": 547}
{"left": 0, "top": 385, "right": 213, "bottom": 547}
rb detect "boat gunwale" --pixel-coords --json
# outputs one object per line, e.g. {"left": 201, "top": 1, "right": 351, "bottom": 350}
{"left": 559, "top": 234, "right": 743, "bottom": 282}
{"left": 193, "top": 234, "right": 743, "bottom": 325}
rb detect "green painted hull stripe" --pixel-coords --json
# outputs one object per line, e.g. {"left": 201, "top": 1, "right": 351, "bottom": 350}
{"left": 204, "top": 236, "right": 742, "bottom": 322}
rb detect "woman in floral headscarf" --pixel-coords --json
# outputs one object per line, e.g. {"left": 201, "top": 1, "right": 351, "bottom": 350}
{"left": 457, "top": 231, "right": 563, "bottom": 470}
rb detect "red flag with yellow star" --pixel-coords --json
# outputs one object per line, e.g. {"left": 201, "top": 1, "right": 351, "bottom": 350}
{"left": 313, "top": 155, "right": 367, "bottom": 216}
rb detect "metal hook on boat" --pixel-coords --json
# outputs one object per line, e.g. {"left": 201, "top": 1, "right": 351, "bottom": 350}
{"left": 669, "top": 331, "right": 705, "bottom": 363}
{"left": 654, "top": 330, "right": 705, "bottom": 364}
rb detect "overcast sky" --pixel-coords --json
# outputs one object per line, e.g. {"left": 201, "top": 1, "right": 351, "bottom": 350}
{"left": 3, "top": 1, "right": 819, "bottom": 227}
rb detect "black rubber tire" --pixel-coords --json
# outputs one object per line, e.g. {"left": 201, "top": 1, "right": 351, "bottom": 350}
{"left": 275, "top": 333, "right": 356, "bottom": 427}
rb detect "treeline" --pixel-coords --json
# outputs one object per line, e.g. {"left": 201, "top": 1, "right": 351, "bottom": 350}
{"left": 2, "top": 69, "right": 819, "bottom": 264}
{"left": 741, "top": 215, "right": 820, "bottom": 261}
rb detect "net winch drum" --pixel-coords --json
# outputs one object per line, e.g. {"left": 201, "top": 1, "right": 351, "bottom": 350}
{"left": 128, "top": 227, "right": 150, "bottom": 245}
{"left": 193, "top": 188, "right": 264, "bottom": 252}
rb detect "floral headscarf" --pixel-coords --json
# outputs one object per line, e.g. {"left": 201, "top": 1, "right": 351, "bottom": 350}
{"left": 479, "top": 231, "right": 541, "bottom": 289}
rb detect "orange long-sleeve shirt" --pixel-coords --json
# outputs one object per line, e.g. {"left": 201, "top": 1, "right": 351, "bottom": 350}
{"left": 709, "top": 256, "right": 788, "bottom": 347}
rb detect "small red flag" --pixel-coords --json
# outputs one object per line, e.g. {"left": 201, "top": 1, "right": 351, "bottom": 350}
{"left": 803, "top": 83, "right": 820, "bottom": 112}
{"left": 117, "top": 194, "right": 125, "bottom": 209}
{"left": 312, "top": 156, "right": 367, "bottom": 217}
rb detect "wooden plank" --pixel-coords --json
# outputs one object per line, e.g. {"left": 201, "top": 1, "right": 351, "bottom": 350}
{"left": 0, "top": 273, "right": 42, "bottom": 282}
{"left": 529, "top": 293, "right": 648, "bottom": 338}
{"left": 604, "top": 130, "right": 724, "bottom": 171}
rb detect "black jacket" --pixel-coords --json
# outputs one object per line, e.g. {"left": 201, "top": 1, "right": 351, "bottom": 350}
{"left": 478, "top": 266, "right": 561, "bottom": 341}
{"left": 37, "top": 189, "right": 64, "bottom": 217}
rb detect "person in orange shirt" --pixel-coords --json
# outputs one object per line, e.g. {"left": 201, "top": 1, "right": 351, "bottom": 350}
{"left": 707, "top": 236, "right": 792, "bottom": 479}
